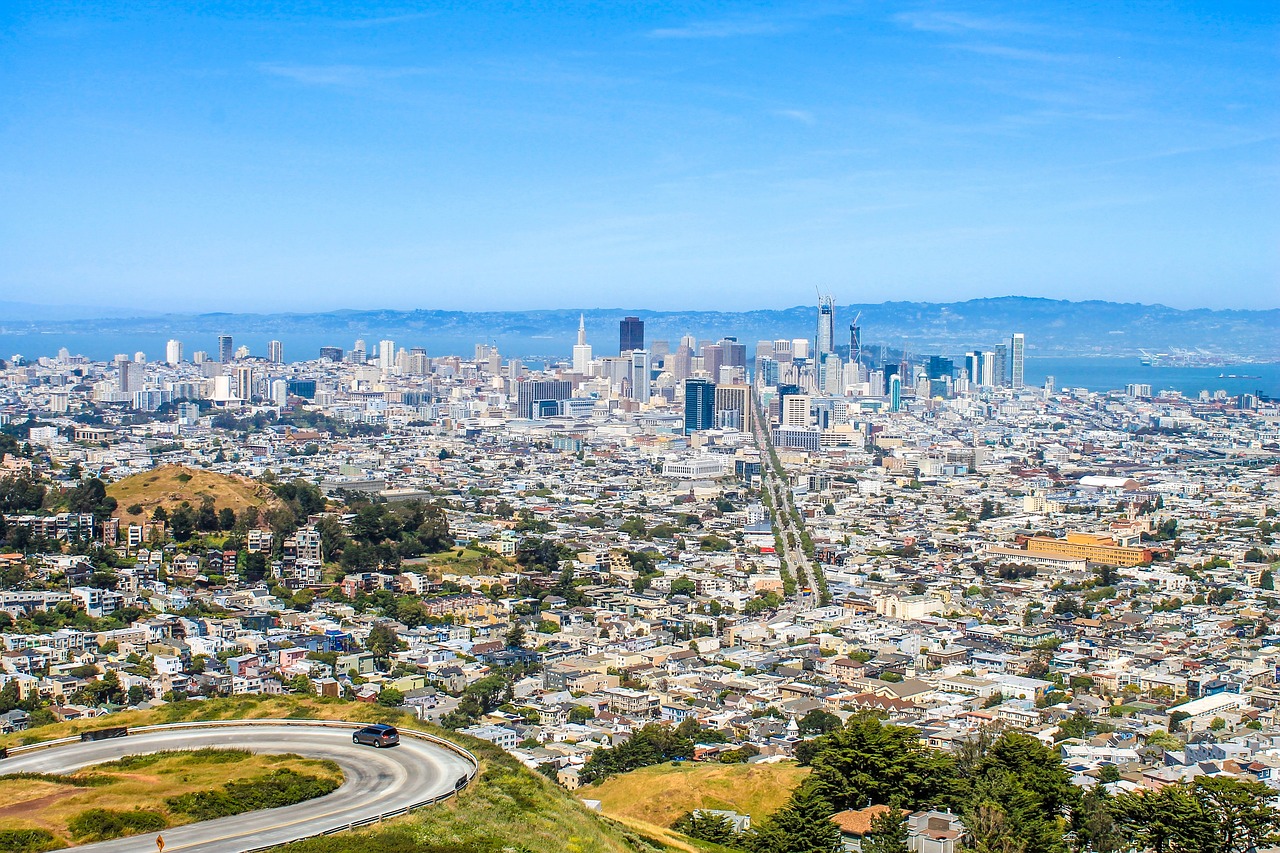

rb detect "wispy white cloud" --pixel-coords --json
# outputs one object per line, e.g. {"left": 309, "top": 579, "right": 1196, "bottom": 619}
{"left": 334, "top": 12, "right": 435, "bottom": 29}
{"left": 774, "top": 109, "right": 816, "bottom": 124}
{"left": 955, "top": 43, "right": 1078, "bottom": 63}
{"left": 893, "top": 10, "right": 1042, "bottom": 35}
{"left": 257, "top": 63, "right": 432, "bottom": 87}
{"left": 649, "top": 19, "right": 786, "bottom": 39}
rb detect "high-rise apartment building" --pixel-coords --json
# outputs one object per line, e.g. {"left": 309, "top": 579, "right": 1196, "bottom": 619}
{"left": 629, "top": 349, "right": 652, "bottom": 401}
{"left": 165, "top": 339, "right": 183, "bottom": 366}
{"left": 118, "top": 361, "right": 143, "bottom": 394}
{"left": 217, "top": 335, "right": 234, "bottom": 363}
{"left": 406, "top": 347, "right": 429, "bottom": 375}
{"left": 684, "top": 378, "right": 716, "bottom": 434}
{"left": 1011, "top": 333, "right": 1025, "bottom": 390}
{"left": 267, "top": 340, "right": 284, "bottom": 364}
{"left": 235, "top": 365, "right": 254, "bottom": 400}
{"left": 379, "top": 340, "right": 396, "bottom": 374}
{"left": 714, "top": 384, "right": 751, "bottom": 432}
{"left": 619, "top": 316, "right": 644, "bottom": 354}
{"left": 993, "top": 344, "right": 1008, "bottom": 387}
{"left": 966, "top": 351, "right": 996, "bottom": 387}
{"left": 572, "top": 314, "right": 593, "bottom": 375}
{"left": 782, "top": 394, "right": 811, "bottom": 427}
{"left": 819, "top": 352, "right": 843, "bottom": 395}
{"left": 319, "top": 346, "right": 343, "bottom": 362}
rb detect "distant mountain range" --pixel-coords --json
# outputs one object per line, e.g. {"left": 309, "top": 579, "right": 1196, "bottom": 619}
{"left": 1, "top": 297, "right": 1276, "bottom": 360}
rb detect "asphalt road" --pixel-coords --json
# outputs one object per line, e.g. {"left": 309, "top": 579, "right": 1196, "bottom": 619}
{"left": 1, "top": 722, "right": 475, "bottom": 853}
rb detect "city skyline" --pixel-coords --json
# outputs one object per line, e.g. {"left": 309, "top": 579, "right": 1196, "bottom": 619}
{"left": 2, "top": 3, "right": 1276, "bottom": 312}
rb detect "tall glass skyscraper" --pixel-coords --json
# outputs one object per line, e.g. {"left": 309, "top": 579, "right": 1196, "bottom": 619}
{"left": 619, "top": 316, "right": 644, "bottom": 354}
{"left": 816, "top": 296, "right": 835, "bottom": 356}
{"left": 1011, "top": 333, "right": 1025, "bottom": 390}
{"left": 684, "top": 378, "right": 715, "bottom": 434}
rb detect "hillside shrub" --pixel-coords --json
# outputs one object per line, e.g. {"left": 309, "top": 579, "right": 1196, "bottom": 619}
{"left": 68, "top": 807, "right": 168, "bottom": 841}
{"left": 166, "top": 769, "right": 339, "bottom": 820}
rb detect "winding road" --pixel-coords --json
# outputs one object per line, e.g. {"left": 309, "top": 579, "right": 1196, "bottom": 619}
{"left": 1, "top": 721, "right": 476, "bottom": 853}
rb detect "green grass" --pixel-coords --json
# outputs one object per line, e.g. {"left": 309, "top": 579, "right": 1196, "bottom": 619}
{"left": 3, "top": 696, "right": 690, "bottom": 853}
{"left": 68, "top": 807, "right": 168, "bottom": 842}
{"left": 0, "top": 771, "right": 114, "bottom": 787}
{"left": 0, "top": 829, "right": 60, "bottom": 853}
{"left": 93, "top": 747, "right": 254, "bottom": 771}
{"left": 402, "top": 547, "right": 514, "bottom": 577}
{"left": 266, "top": 738, "right": 670, "bottom": 853}
{"left": 167, "top": 768, "right": 339, "bottom": 821}
{"left": 0, "top": 736, "right": 340, "bottom": 848}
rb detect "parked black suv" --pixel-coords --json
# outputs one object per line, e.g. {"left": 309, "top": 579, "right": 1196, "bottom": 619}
{"left": 352, "top": 724, "right": 399, "bottom": 747}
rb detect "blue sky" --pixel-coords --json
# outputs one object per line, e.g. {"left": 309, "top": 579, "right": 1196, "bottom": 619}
{"left": 1, "top": 2, "right": 1276, "bottom": 312}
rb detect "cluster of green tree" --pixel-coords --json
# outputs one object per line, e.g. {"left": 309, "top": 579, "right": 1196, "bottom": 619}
{"left": 0, "top": 475, "right": 46, "bottom": 513}
{"left": 1103, "top": 775, "right": 1280, "bottom": 853}
{"left": 674, "top": 810, "right": 741, "bottom": 845}
{"left": 0, "top": 600, "right": 146, "bottom": 636}
{"left": 70, "top": 670, "right": 144, "bottom": 707}
{"left": 1143, "top": 517, "right": 1180, "bottom": 542}
{"left": 67, "top": 807, "right": 168, "bottom": 842}
{"left": 165, "top": 768, "right": 340, "bottom": 821}
{"left": 0, "top": 680, "right": 45, "bottom": 718}
{"left": 742, "top": 590, "right": 783, "bottom": 615}
{"left": 206, "top": 408, "right": 383, "bottom": 437}
{"left": 63, "top": 477, "right": 118, "bottom": 520}
{"left": 0, "top": 430, "right": 33, "bottom": 458}
{"left": 513, "top": 536, "right": 591, "bottom": 605}
{"left": 707, "top": 713, "right": 1280, "bottom": 853}
{"left": 578, "top": 718, "right": 728, "bottom": 784}
{"left": 440, "top": 671, "right": 517, "bottom": 730}
{"left": 161, "top": 496, "right": 239, "bottom": 542}
{"left": 330, "top": 500, "right": 451, "bottom": 571}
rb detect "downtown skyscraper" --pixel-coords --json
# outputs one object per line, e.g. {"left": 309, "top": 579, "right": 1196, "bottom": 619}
{"left": 683, "top": 378, "right": 715, "bottom": 434}
{"left": 816, "top": 295, "right": 835, "bottom": 356}
{"left": 573, "top": 314, "right": 593, "bottom": 374}
{"left": 619, "top": 316, "right": 644, "bottom": 355}
{"left": 1011, "top": 333, "right": 1025, "bottom": 390}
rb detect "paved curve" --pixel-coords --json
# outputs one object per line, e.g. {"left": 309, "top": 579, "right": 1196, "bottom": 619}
{"left": 1, "top": 722, "right": 475, "bottom": 853}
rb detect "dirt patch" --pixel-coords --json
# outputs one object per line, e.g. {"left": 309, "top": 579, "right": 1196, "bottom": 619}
{"left": 0, "top": 789, "right": 77, "bottom": 820}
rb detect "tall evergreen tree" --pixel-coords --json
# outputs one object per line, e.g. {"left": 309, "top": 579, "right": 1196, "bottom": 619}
{"left": 744, "top": 782, "right": 841, "bottom": 853}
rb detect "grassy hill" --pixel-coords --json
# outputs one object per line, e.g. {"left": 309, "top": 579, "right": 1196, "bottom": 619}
{"left": 0, "top": 696, "right": 674, "bottom": 853}
{"left": 0, "top": 749, "right": 339, "bottom": 848}
{"left": 107, "top": 464, "right": 279, "bottom": 522}
{"left": 586, "top": 761, "right": 809, "bottom": 831}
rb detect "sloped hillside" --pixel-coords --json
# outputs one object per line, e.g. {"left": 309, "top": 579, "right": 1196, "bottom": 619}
{"left": 107, "top": 464, "right": 279, "bottom": 521}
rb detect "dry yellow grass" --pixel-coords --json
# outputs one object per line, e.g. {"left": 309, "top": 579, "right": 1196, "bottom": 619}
{"left": 586, "top": 760, "right": 809, "bottom": 829}
{"left": 108, "top": 464, "right": 280, "bottom": 522}
{"left": 0, "top": 749, "right": 340, "bottom": 846}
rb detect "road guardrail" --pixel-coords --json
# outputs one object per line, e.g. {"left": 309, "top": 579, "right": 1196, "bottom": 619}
{"left": 1, "top": 718, "right": 480, "bottom": 852}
